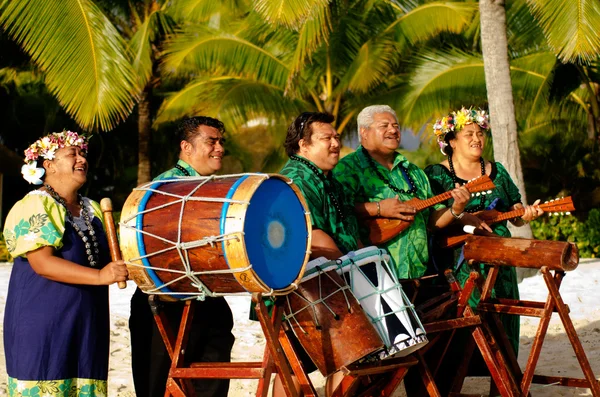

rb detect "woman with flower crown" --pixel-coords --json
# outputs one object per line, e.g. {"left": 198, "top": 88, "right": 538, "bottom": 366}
{"left": 2, "top": 131, "right": 128, "bottom": 397}
{"left": 424, "top": 108, "right": 542, "bottom": 389}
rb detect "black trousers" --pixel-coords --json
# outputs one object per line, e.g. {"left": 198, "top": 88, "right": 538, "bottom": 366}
{"left": 129, "top": 288, "right": 235, "bottom": 397}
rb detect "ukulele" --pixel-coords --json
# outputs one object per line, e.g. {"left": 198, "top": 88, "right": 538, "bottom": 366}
{"left": 437, "top": 196, "right": 575, "bottom": 249}
{"left": 364, "top": 175, "right": 496, "bottom": 245}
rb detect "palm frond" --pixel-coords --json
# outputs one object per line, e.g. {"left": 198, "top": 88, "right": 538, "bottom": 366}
{"left": 253, "top": 0, "right": 330, "bottom": 29}
{"left": 0, "top": 0, "right": 139, "bottom": 131}
{"left": 399, "top": 49, "right": 557, "bottom": 130}
{"left": 527, "top": 0, "right": 600, "bottom": 63}
{"left": 160, "top": 27, "right": 290, "bottom": 88}
{"left": 335, "top": 37, "right": 398, "bottom": 94}
{"left": 384, "top": 2, "right": 478, "bottom": 46}
{"left": 506, "top": 0, "right": 547, "bottom": 56}
{"left": 130, "top": 9, "right": 173, "bottom": 86}
{"left": 167, "top": 0, "right": 250, "bottom": 23}
{"left": 155, "top": 76, "right": 309, "bottom": 128}
{"left": 509, "top": 52, "right": 557, "bottom": 126}
{"left": 400, "top": 50, "right": 488, "bottom": 128}
{"left": 287, "top": 5, "right": 331, "bottom": 75}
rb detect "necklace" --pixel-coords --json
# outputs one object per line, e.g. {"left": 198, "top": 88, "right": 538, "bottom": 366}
{"left": 361, "top": 147, "right": 416, "bottom": 195}
{"left": 44, "top": 184, "right": 100, "bottom": 267}
{"left": 447, "top": 156, "right": 487, "bottom": 212}
{"left": 290, "top": 155, "right": 346, "bottom": 220}
{"left": 174, "top": 164, "right": 191, "bottom": 176}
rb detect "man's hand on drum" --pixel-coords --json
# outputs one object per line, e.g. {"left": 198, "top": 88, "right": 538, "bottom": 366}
{"left": 98, "top": 260, "right": 128, "bottom": 285}
{"left": 379, "top": 195, "right": 416, "bottom": 221}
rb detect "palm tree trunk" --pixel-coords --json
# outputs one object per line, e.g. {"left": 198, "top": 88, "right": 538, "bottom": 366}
{"left": 479, "top": 0, "right": 531, "bottom": 239}
{"left": 137, "top": 86, "right": 152, "bottom": 184}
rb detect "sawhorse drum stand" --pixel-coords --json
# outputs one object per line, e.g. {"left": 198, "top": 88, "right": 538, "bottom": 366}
{"left": 151, "top": 291, "right": 422, "bottom": 397}
{"left": 151, "top": 293, "right": 302, "bottom": 397}
{"left": 456, "top": 235, "right": 600, "bottom": 396}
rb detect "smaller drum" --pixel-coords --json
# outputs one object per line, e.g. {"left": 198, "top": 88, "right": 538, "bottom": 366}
{"left": 283, "top": 258, "right": 383, "bottom": 376}
{"left": 336, "top": 247, "right": 428, "bottom": 359}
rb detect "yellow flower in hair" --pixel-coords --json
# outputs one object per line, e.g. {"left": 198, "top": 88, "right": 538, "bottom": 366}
{"left": 454, "top": 111, "right": 470, "bottom": 131}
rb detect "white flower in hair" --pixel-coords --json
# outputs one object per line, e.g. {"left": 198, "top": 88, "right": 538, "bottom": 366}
{"left": 21, "top": 162, "right": 45, "bottom": 185}
{"left": 45, "top": 147, "right": 57, "bottom": 160}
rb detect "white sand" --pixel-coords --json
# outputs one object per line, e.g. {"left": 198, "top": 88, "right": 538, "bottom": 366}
{"left": 1, "top": 259, "right": 599, "bottom": 396}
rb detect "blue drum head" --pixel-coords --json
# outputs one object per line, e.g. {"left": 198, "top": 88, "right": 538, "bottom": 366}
{"left": 242, "top": 178, "right": 308, "bottom": 290}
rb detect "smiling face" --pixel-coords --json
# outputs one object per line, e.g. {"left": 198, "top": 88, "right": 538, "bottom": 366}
{"left": 450, "top": 123, "right": 485, "bottom": 158}
{"left": 44, "top": 146, "right": 88, "bottom": 187}
{"left": 361, "top": 112, "right": 401, "bottom": 154}
{"left": 180, "top": 125, "right": 225, "bottom": 176}
{"left": 298, "top": 122, "right": 341, "bottom": 173}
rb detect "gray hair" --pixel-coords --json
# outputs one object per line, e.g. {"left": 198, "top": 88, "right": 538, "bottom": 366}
{"left": 356, "top": 105, "right": 398, "bottom": 142}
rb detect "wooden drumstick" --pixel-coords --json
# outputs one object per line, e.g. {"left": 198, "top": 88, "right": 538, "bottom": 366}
{"left": 100, "top": 198, "right": 127, "bottom": 289}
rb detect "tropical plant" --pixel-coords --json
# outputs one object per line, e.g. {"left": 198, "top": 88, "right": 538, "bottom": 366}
{"left": 155, "top": 0, "right": 479, "bottom": 170}
{"left": 397, "top": 0, "right": 600, "bottom": 211}
{"left": 0, "top": 0, "right": 140, "bottom": 131}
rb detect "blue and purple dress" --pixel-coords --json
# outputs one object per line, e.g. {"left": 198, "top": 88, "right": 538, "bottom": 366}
{"left": 2, "top": 190, "right": 110, "bottom": 397}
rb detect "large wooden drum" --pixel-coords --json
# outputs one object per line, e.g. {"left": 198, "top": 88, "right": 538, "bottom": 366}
{"left": 119, "top": 173, "right": 311, "bottom": 300}
{"left": 283, "top": 258, "right": 384, "bottom": 376}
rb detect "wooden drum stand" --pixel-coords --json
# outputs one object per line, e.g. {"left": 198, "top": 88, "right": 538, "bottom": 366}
{"left": 453, "top": 236, "right": 600, "bottom": 396}
{"left": 148, "top": 291, "right": 421, "bottom": 397}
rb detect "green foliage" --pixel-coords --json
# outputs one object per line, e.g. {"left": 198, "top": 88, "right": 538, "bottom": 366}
{"left": 527, "top": 0, "right": 600, "bottom": 63}
{"left": 0, "top": 0, "right": 140, "bottom": 131}
{"left": 531, "top": 209, "right": 600, "bottom": 258}
{"left": 0, "top": 232, "right": 13, "bottom": 263}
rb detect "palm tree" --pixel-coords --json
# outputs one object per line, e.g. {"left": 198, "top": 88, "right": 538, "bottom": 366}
{"left": 398, "top": 0, "right": 600, "bottom": 230}
{"left": 155, "top": 0, "right": 479, "bottom": 170}
{"left": 0, "top": 0, "right": 140, "bottom": 132}
{"left": 479, "top": 0, "right": 530, "bottom": 237}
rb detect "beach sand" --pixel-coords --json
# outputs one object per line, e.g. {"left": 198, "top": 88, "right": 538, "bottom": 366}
{"left": 1, "top": 259, "right": 599, "bottom": 396}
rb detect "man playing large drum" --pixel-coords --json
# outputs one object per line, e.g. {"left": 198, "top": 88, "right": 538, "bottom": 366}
{"left": 129, "top": 117, "right": 235, "bottom": 397}
{"left": 274, "top": 112, "right": 364, "bottom": 395}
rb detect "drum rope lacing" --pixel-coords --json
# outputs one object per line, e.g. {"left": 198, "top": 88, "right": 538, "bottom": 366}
{"left": 283, "top": 265, "right": 353, "bottom": 335}
{"left": 121, "top": 174, "right": 282, "bottom": 300}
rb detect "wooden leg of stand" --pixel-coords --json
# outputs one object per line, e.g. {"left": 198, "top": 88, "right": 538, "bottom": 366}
{"left": 256, "top": 342, "right": 273, "bottom": 397}
{"left": 331, "top": 375, "right": 360, "bottom": 397}
{"left": 416, "top": 351, "right": 442, "bottom": 397}
{"left": 543, "top": 269, "right": 600, "bottom": 396}
{"left": 465, "top": 306, "right": 518, "bottom": 397}
{"left": 253, "top": 295, "right": 299, "bottom": 397}
{"left": 520, "top": 270, "right": 561, "bottom": 395}
{"left": 166, "top": 378, "right": 186, "bottom": 397}
{"left": 169, "top": 300, "right": 196, "bottom": 396}
{"left": 151, "top": 296, "right": 195, "bottom": 396}
{"left": 150, "top": 295, "right": 177, "bottom": 359}
{"left": 278, "top": 327, "right": 318, "bottom": 397}
{"left": 449, "top": 336, "right": 476, "bottom": 394}
{"left": 479, "top": 312, "right": 521, "bottom": 396}
{"left": 486, "top": 311, "right": 523, "bottom": 381}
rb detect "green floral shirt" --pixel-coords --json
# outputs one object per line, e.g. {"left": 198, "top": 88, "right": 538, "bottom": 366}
{"left": 154, "top": 159, "right": 200, "bottom": 180}
{"left": 333, "top": 146, "right": 443, "bottom": 279}
{"left": 280, "top": 155, "right": 360, "bottom": 254}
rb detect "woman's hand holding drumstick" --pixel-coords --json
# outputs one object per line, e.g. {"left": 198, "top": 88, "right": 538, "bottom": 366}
{"left": 100, "top": 198, "right": 128, "bottom": 289}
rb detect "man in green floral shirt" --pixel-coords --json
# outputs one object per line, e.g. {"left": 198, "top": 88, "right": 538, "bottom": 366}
{"left": 333, "top": 105, "right": 470, "bottom": 279}
{"left": 280, "top": 112, "right": 362, "bottom": 259}
{"left": 129, "top": 117, "right": 234, "bottom": 397}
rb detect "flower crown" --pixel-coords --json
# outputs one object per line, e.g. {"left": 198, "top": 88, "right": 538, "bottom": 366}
{"left": 433, "top": 108, "right": 489, "bottom": 155}
{"left": 21, "top": 130, "right": 88, "bottom": 185}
